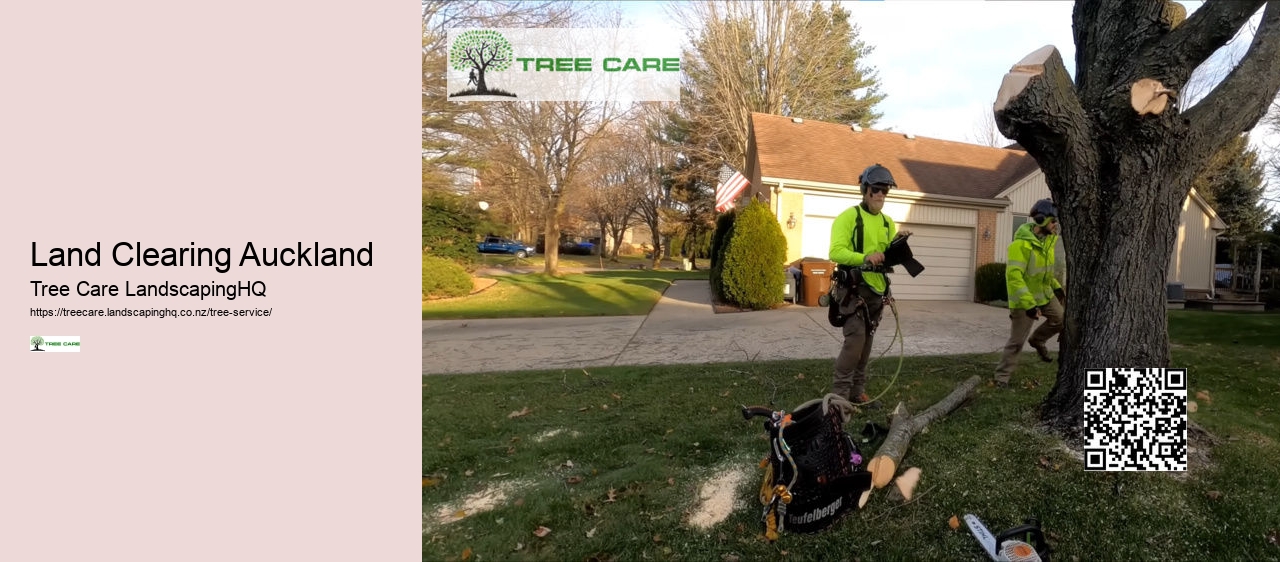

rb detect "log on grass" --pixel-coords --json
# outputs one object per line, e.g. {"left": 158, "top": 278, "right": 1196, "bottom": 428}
{"left": 866, "top": 375, "right": 982, "bottom": 489}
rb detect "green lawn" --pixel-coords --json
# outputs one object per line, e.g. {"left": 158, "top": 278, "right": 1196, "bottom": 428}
{"left": 473, "top": 252, "right": 693, "bottom": 271}
{"left": 423, "top": 311, "right": 1280, "bottom": 561}
{"left": 423, "top": 269, "right": 710, "bottom": 320}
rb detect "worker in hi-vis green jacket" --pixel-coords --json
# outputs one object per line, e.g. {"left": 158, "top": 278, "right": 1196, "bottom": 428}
{"left": 828, "top": 164, "right": 910, "bottom": 406}
{"left": 994, "top": 198, "right": 1065, "bottom": 387}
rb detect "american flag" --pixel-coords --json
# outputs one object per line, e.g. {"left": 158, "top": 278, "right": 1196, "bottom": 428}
{"left": 715, "top": 164, "right": 750, "bottom": 212}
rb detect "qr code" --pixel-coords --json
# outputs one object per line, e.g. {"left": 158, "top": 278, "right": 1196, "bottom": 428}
{"left": 1084, "top": 368, "right": 1188, "bottom": 471}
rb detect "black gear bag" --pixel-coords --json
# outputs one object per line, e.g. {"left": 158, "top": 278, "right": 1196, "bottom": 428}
{"left": 742, "top": 395, "right": 873, "bottom": 539}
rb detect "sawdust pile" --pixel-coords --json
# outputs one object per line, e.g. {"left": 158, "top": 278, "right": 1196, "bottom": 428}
{"left": 424, "top": 480, "right": 528, "bottom": 533}
{"left": 687, "top": 466, "right": 750, "bottom": 530}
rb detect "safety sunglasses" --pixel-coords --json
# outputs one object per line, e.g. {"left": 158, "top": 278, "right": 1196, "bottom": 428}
{"left": 868, "top": 184, "right": 892, "bottom": 195}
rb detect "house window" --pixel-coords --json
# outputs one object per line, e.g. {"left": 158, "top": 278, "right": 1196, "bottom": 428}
{"left": 1011, "top": 214, "right": 1029, "bottom": 240}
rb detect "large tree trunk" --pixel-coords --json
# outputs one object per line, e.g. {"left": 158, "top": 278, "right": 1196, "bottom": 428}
{"left": 543, "top": 195, "right": 566, "bottom": 275}
{"left": 609, "top": 224, "right": 626, "bottom": 261}
{"left": 994, "top": 1, "right": 1280, "bottom": 437}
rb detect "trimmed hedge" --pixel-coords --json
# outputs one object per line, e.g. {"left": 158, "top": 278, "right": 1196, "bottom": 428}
{"left": 709, "top": 210, "right": 737, "bottom": 300}
{"left": 720, "top": 200, "right": 787, "bottom": 310}
{"left": 975, "top": 262, "right": 1007, "bottom": 302}
{"left": 423, "top": 254, "right": 473, "bottom": 299}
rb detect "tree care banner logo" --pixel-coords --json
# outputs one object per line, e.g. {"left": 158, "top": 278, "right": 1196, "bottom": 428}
{"left": 447, "top": 29, "right": 681, "bottom": 102}
{"left": 30, "top": 335, "right": 81, "bottom": 352}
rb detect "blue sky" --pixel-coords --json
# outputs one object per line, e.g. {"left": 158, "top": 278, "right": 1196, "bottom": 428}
{"left": 612, "top": 1, "right": 1278, "bottom": 172}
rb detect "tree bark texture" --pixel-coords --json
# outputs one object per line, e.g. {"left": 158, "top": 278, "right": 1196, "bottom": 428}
{"left": 543, "top": 194, "right": 565, "bottom": 275}
{"left": 995, "top": 0, "right": 1280, "bottom": 436}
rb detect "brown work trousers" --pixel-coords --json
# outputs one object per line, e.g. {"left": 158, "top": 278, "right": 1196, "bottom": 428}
{"left": 832, "top": 284, "right": 886, "bottom": 400}
{"left": 994, "top": 297, "right": 1064, "bottom": 383}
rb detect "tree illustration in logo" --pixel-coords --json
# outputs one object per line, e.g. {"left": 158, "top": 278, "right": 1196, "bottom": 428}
{"left": 30, "top": 336, "right": 45, "bottom": 351}
{"left": 449, "top": 30, "right": 517, "bottom": 98}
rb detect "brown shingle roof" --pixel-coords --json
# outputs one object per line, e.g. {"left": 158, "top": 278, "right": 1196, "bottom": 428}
{"left": 749, "top": 112, "right": 1039, "bottom": 199}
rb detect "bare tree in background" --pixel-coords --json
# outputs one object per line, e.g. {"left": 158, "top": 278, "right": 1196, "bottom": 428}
{"left": 993, "top": 0, "right": 1280, "bottom": 435}
{"left": 421, "top": 1, "right": 579, "bottom": 194}
{"left": 479, "top": 101, "right": 624, "bottom": 275}
{"left": 674, "top": 0, "right": 884, "bottom": 171}
{"left": 582, "top": 124, "right": 647, "bottom": 261}
{"left": 630, "top": 104, "right": 681, "bottom": 269}
{"left": 968, "top": 105, "right": 1012, "bottom": 148}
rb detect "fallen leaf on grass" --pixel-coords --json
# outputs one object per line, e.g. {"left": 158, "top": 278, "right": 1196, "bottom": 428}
{"left": 514, "top": 542, "right": 524, "bottom": 551}
{"left": 1265, "top": 528, "right": 1278, "bottom": 547}
{"left": 605, "top": 488, "right": 617, "bottom": 502}
{"left": 1039, "top": 457, "right": 1051, "bottom": 469}
{"left": 454, "top": 510, "right": 467, "bottom": 519}
{"left": 534, "top": 526, "right": 552, "bottom": 538}
{"left": 1196, "top": 391, "right": 1212, "bottom": 404}
{"left": 1207, "top": 491, "right": 1223, "bottom": 500}
{"left": 563, "top": 460, "right": 575, "bottom": 468}
{"left": 578, "top": 406, "right": 591, "bottom": 412}
{"left": 795, "top": 373, "right": 805, "bottom": 380}
{"left": 462, "top": 547, "right": 472, "bottom": 561}
{"left": 710, "top": 406, "right": 718, "bottom": 414}
{"left": 721, "top": 390, "right": 731, "bottom": 397}
{"left": 567, "top": 476, "right": 584, "bottom": 485}
{"left": 586, "top": 526, "right": 597, "bottom": 538}
{"left": 508, "top": 407, "right": 531, "bottom": 419}
{"left": 423, "top": 477, "right": 439, "bottom": 487}
{"left": 464, "top": 470, "right": 474, "bottom": 477}
{"left": 611, "top": 393, "right": 622, "bottom": 401}
{"left": 601, "top": 404, "right": 609, "bottom": 410}
{"left": 652, "top": 534, "right": 662, "bottom": 543}
{"left": 948, "top": 515, "right": 960, "bottom": 530}
{"left": 668, "top": 477, "right": 676, "bottom": 486}
{"left": 1189, "top": 401, "right": 1199, "bottom": 413}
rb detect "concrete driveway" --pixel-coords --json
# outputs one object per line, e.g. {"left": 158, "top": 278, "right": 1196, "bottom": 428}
{"left": 423, "top": 280, "right": 1057, "bottom": 375}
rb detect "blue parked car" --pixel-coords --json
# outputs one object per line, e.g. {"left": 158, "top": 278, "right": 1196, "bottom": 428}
{"left": 477, "top": 236, "right": 535, "bottom": 258}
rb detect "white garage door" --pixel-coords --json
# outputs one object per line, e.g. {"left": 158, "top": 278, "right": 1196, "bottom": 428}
{"left": 889, "top": 223, "right": 974, "bottom": 300}
{"left": 801, "top": 217, "right": 974, "bottom": 301}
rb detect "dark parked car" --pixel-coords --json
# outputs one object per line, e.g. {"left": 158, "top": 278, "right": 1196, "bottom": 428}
{"left": 559, "top": 240, "right": 595, "bottom": 255}
{"left": 477, "top": 236, "right": 535, "bottom": 258}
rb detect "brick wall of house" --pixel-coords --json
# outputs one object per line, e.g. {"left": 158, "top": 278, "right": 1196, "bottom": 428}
{"left": 976, "top": 210, "right": 997, "bottom": 267}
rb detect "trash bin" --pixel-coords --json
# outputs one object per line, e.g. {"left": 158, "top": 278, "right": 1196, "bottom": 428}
{"left": 799, "top": 258, "right": 835, "bottom": 307}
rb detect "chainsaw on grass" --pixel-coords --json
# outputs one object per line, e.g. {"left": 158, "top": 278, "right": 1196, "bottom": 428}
{"left": 964, "top": 514, "right": 1052, "bottom": 562}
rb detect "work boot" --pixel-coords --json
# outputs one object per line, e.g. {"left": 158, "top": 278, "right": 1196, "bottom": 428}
{"left": 1030, "top": 342, "right": 1053, "bottom": 363}
{"left": 854, "top": 393, "right": 883, "bottom": 410}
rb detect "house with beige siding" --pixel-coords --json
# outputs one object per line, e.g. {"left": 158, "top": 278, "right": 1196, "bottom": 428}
{"left": 739, "top": 112, "right": 1226, "bottom": 301}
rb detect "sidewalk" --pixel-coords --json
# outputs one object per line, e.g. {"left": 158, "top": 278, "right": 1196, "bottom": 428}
{"left": 422, "top": 280, "right": 1054, "bottom": 375}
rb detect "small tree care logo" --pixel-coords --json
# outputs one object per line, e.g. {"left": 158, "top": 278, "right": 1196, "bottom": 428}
{"left": 29, "top": 335, "right": 80, "bottom": 352}
{"left": 448, "top": 30, "right": 517, "bottom": 98}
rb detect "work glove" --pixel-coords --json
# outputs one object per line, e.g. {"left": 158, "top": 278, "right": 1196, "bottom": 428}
{"left": 1054, "top": 288, "right": 1066, "bottom": 305}
{"left": 1025, "top": 307, "right": 1042, "bottom": 319}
